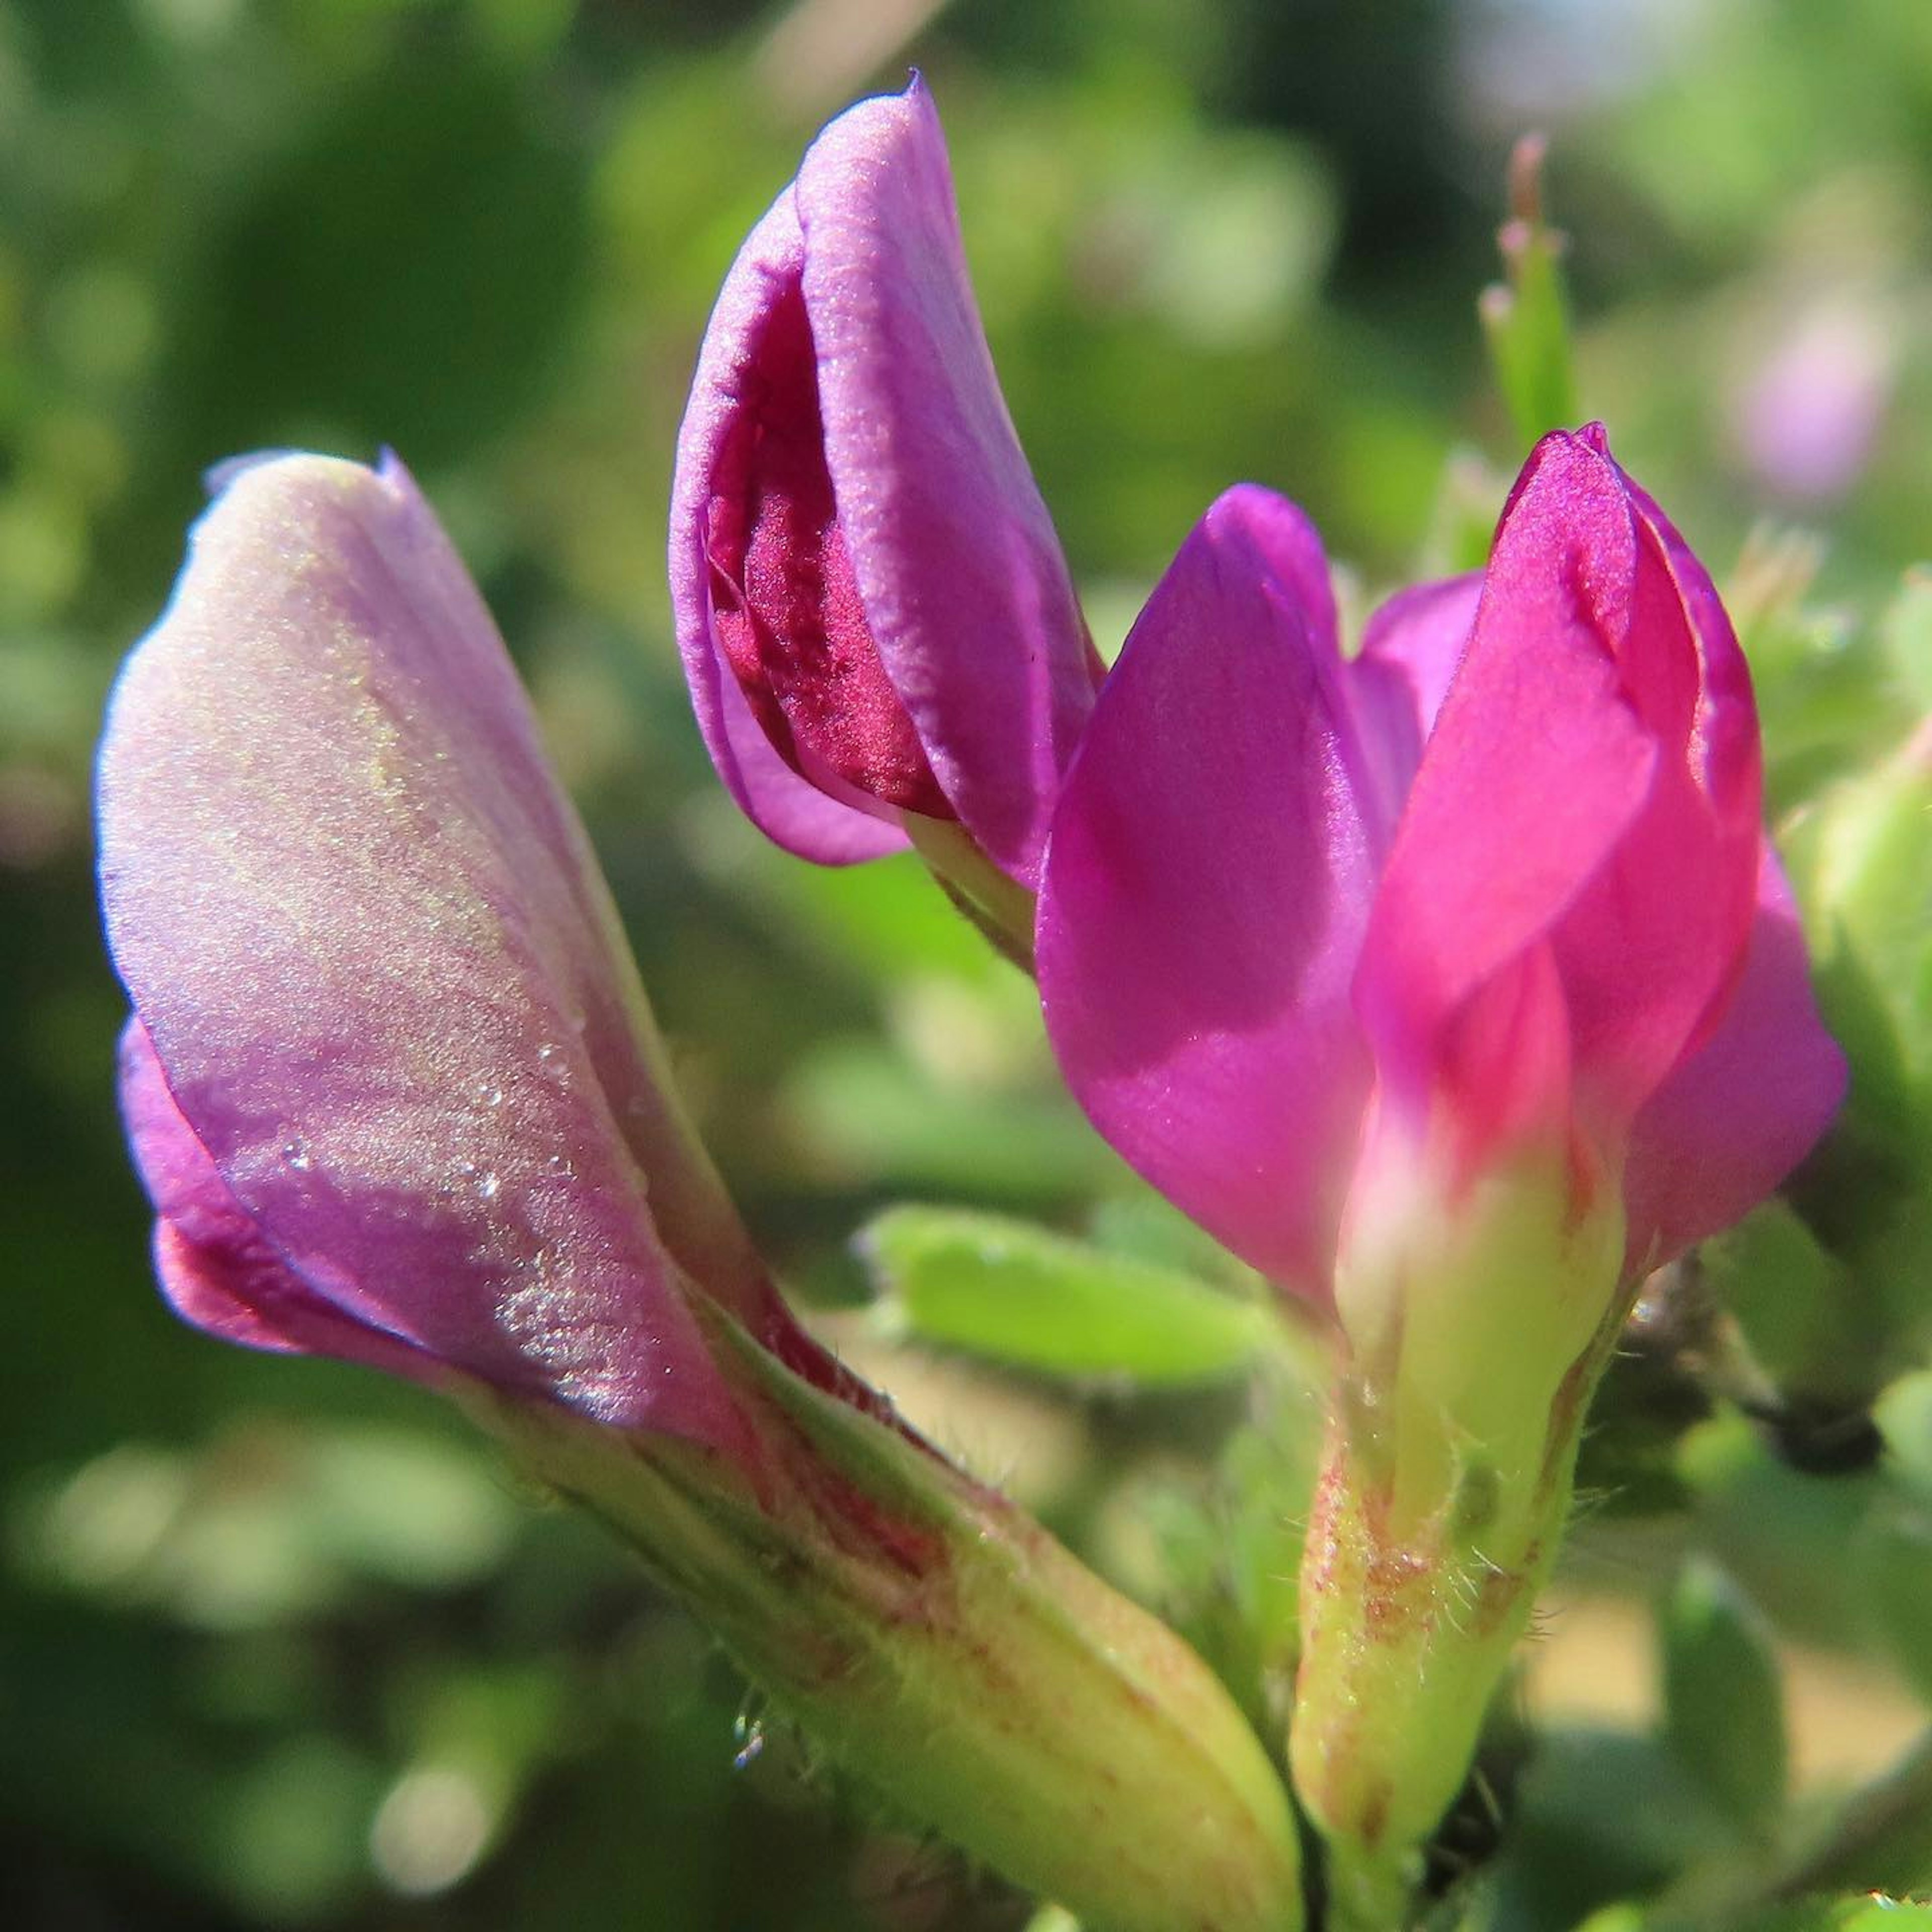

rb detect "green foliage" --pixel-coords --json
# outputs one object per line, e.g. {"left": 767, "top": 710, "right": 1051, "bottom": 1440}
{"left": 860, "top": 1203, "right": 1283, "bottom": 1384}
{"left": 1480, "top": 138, "right": 1580, "bottom": 452}
{"left": 1659, "top": 1560, "right": 1788, "bottom": 1837}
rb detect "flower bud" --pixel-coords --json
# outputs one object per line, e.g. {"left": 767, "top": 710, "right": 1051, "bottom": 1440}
{"left": 101, "top": 449, "right": 1301, "bottom": 1931}
{"left": 671, "top": 80, "right": 1096, "bottom": 956}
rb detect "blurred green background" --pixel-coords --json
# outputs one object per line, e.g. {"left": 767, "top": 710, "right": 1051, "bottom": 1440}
{"left": 4, "top": 1, "right": 1931, "bottom": 1926}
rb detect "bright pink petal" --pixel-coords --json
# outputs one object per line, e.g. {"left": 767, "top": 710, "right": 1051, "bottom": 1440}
{"left": 1623, "top": 845, "right": 1847, "bottom": 1269}
{"left": 670, "top": 197, "right": 911, "bottom": 863}
{"left": 1356, "top": 572, "right": 1482, "bottom": 741}
{"left": 1429, "top": 941, "right": 1576, "bottom": 1174}
{"left": 1037, "top": 486, "right": 1380, "bottom": 1299}
{"left": 1541, "top": 430, "right": 1763, "bottom": 1126}
{"left": 800, "top": 80, "right": 1093, "bottom": 887}
{"left": 1355, "top": 434, "right": 1659, "bottom": 1145}
{"left": 100, "top": 453, "right": 760, "bottom": 1452}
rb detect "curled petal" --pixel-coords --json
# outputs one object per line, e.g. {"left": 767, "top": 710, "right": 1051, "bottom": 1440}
{"left": 1544, "top": 431, "right": 1763, "bottom": 1122}
{"left": 1357, "top": 428, "right": 1762, "bottom": 1167}
{"left": 1623, "top": 845, "right": 1847, "bottom": 1269}
{"left": 1356, "top": 433, "right": 1658, "bottom": 1144}
{"left": 101, "top": 453, "right": 759, "bottom": 1452}
{"left": 712, "top": 643, "right": 910, "bottom": 864}
{"left": 1038, "top": 486, "right": 1379, "bottom": 1298}
{"left": 121, "top": 1020, "right": 444, "bottom": 1384}
{"left": 802, "top": 80, "right": 1094, "bottom": 884}
{"left": 672, "top": 198, "right": 912, "bottom": 862}
{"left": 671, "top": 81, "right": 1091, "bottom": 884}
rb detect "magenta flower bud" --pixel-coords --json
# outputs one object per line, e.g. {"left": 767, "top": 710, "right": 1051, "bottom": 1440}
{"left": 670, "top": 79, "right": 1096, "bottom": 891}
{"left": 1037, "top": 424, "right": 1845, "bottom": 1306}
{"left": 1036, "top": 427, "right": 1848, "bottom": 1907}
{"left": 100, "top": 452, "right": 819, "bottom": 1464}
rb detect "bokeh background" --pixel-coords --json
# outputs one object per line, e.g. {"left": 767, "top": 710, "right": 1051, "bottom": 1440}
{"left": 5, "top": 1, "right": 1931, "bottom": 1926}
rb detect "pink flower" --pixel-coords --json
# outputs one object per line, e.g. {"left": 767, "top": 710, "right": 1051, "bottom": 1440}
{"left": 100, "top": 453, "right": 869, "bottom": 1466}
{"left": 1036, "top": 425, "right": 1845, "bottom": 1305}
{"left": 670, "top": 79, "right": 1096, "bottom": 889}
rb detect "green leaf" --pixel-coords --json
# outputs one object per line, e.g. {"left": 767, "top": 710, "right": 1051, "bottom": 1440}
{"left": 1480, "top": 134, "right": 1580, "bottom": 451}
{"left": 783, "top": 1048, "right": 1119, "bottom": 1203}
{"left": 1578, "top": 1897, "right": 1932, "bottom": 1932}
{"left": 1860, "top": 1499, "right": 1932, "bottom": 1709}
{"left": 1702, "top": 1198, "right": 1862, "bottom": 1408}
{"left": 1740, "top": 1899, "right": 1932, "bottom": 1931}
{"left": 858, "top": 1205, "right": 1280, "bottom": 1385}
{"left": 1660, "top": 1559, "right": 1788, "bottom": 1837}
{"left": 1857, "top": 1376, "right": 1932, "bottom": 1707}
{"left": 1803, "top": 751, "right": 1932, "bottom": 1091}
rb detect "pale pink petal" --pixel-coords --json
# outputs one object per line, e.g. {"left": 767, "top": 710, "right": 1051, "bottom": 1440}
{"left": 121, "top": 1020, "right": 444, "bottom": 1384}
{"left": 100, "top": 453, "right": 757, "bottom": 1451}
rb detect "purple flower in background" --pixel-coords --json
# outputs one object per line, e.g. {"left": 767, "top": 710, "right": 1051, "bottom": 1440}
{"left": 1036, "top": 425, "right": 1846, "bottom": 1308}
{"left": 670, "top": 79, "right": 1096, "bottom": 888}
{"left": 100, "top": 453, "right": 868, "bottom": 1466}
{"left": 1735, "top": 296, "right": 1896, "bottom": 504}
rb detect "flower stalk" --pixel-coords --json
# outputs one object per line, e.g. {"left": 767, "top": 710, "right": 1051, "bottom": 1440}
{"left": 464, "top": 1300, "right": 1307, "bottom": 1932}
{"left": 1290, "top": 1143, "right": 1634, "bottom": 1924}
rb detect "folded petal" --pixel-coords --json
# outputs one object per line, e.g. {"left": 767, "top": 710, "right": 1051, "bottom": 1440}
{"left": 121, "top": 1019, "right": 446, "bottom": 1383}
{"left": 1623, "top": 844, "right": 1847, "bottom": 1268}
{"left": 797, "top": 79, "right": 1093, "bottom": 886}
{"left": 671, "top": 82, "right": 1091, "bottom": 885}
{"left": 100, "top": 453, "right": 759, "bottom": 1451}
{"left": 671, "top": 197, "right": 914, "bottom": 862}
{"left": 1355, "top": 433, "right": 1659, "bottom": 1144}
{"left": 1541, "top": 429, "right": 1763, "bottom": 1125}
{"left": 1037, "top": 486, "right": 1380, "bottom": 1298}
{"left": 1359, "top": 432, "right": 1766, "bottom": 1160}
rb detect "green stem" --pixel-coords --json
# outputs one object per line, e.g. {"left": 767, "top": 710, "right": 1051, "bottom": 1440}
{"left": 1322, "top": 1836, "right": 1420, "bottom": 1932}
{"left": 903, "top": 814, "right": 1037, "bottom": 971}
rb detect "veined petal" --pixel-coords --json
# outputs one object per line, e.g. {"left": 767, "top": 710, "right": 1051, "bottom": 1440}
{"left": 1038, "top": 486, "right": 1379, "bottom": 1299}
{"left": 713, "top": 649, "right": 910, "bottom": 863}
{"left": 1623, "top": 844, "right": 1847, "bottom": 1269}
{"left": 800, "top": 79, "right": 1093, "bottom": 887}
{"left": 100, "top": 453, "right": 758, "bottom": 1452}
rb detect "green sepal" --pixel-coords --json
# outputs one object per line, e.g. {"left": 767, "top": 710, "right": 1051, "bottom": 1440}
{"left": 453, "top": 1300, "right": 1304, "bottom": 1932}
